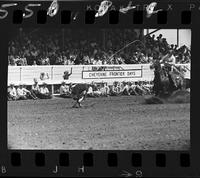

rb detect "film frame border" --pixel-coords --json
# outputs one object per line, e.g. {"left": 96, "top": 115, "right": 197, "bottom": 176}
{"left": 0, "top": 0, "right": 200, "bottom": 177}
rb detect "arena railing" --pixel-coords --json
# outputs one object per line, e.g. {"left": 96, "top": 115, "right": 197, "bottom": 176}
{"left": 8, "top": 63, "right": 190, "bottom": 95}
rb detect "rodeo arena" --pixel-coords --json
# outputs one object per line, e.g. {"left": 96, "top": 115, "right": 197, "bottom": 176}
{"left": 7, "top": 29, "right": 190, "bottom": 150}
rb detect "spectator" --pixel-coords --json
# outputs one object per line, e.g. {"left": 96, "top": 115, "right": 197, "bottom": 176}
{"left": 93, "top": 84, "right": 101, "bottom": 97}
{"left": 32, "top": 60, "right": 37, "bottom": 66}
{"left": 100, "top": 83, "right": 110, "bottom": 97}
{"left": 110, "top": 82, "right": 120, "bottom": 96}
{"left": 63, "top": 68, "right": 72, "bottom": 80}
{"left": 60, "top": 81, "right": 71, "bottom": 98}
{"left": 121, "top": 82, "right": 130, "bottom": 95}
{"left": 39, "top": 82, "right": 52, "bottom": 99}
{"left": 87, "top": 85, "right": 95, "bottom": 97}
{"left": 8, "top": 29, "right": 190, "bottom": 65}
{"left": 40, "top": 72, "right": 49, "bottom": 81}
{"left": 17, "top": 84, "right": 27, "bottom": 100}
{"left": 8, "top": 83, "right": 18, "bottom": 101}
{"left": 135, "top": 81, "right": 146, "bottom": 95}
{"left": 22, "top": 84, "right": 37, "bottom": 99}
{"left": 160, "top": 49, "right": 176, "bottom": 65}
{"left": 142, "top": 81, "right": 152, "bottom": 94}
{"left": 128, "top": 82, "right": 139, "bottom": 95}
{"left": 31, "top": 78, "right": 40, "bottom": 98}
{"left": 87, "top": 82, "right": 101, "bottom": 97}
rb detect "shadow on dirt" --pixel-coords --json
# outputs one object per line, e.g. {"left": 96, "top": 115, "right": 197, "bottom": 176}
{"left": 144, "top": 90, "right": 190, "bottom": 104}
{"left": 69, "top": 103, "right": 96, "bottom": 109}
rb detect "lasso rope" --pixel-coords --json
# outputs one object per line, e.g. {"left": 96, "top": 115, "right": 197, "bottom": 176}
{"left": 109, "top": 40, "right": 146, "bottom": 60}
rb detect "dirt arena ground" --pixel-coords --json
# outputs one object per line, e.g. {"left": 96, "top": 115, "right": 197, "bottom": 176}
{"left": 8, "top": 95, "right": 190, "bottom": 150}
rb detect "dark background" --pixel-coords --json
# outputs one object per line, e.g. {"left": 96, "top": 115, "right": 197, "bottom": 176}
{"left": 0, "top": 0, "right": 199, "bottom": 177}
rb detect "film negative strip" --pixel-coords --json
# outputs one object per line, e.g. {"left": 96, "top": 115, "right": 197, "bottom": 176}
{"left": 0, "top": 0, "right": 200, "bottom": 177}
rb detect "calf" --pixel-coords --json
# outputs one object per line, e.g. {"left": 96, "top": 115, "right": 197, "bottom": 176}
{"left": 71, "top": 83, "right": 90, "bottom": 108}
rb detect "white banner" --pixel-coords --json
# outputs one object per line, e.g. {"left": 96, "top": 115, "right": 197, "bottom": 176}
{"left": 82, "top": 69, "right": 142, "bottom": 79}
{"left": 8, "top": 64, "right": 190, "bottom": 85}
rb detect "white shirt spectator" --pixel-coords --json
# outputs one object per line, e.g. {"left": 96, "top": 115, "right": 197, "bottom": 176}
{"left": 168, "top": 54, "right": 176, "bottom": 64}
{"left": 83, "top": 55, "right": 90, "bottom": 64}
{"left": 97, "top": 60, "right": 102, "bottom": 65}
{"left": 63, "top": 57, "right": 68, "bottom": 65}
{"left": 60, "top": 85, "right": 69, "bottom": 95}
{"left": 100, "top": 85, "right": 110, "bottom": 95}
{"left": 112, "top": 86, "right": 118, "bottom": 93}
{"left": 22, "top": 87, "right": 31, "bottom": 94}
{"left": 87, "top": 86, "right": 93, "bottom": 94}
{"left": 94, "top": 88, "right": 101, "bottom": 95}
{"left": 102, "top": 60, "right": 107, "bottom": 65}
{"left": 89, "top": 57, "right": 94, "bottom": 64}
{"left": 9, "top": 87, "right": 17, "bottom": 97}
{"left": 40, "top": 73, "right": 49, "bottom": 81}
{"left": 32, "top": 83, "right": 40, "bottom": 92}
{"left": 130, "top": 84, "right": 136, "bottom": 90}
{"left": 17, "top": 87, "right": 26, "bottom": 96}
{"left": 161, "top": 53, "right": 176, "bottom": 64}
{"left": 123, "top": 84, "right": 130, "bottom": 91}
{"left": 40, "top": 87, "right": 49, "bottom": 94}
{"left": 22, "top": 57, "right": 27, "bottom": 65}
{"left": 32, "top": 61, "right": 37, "bottom": 66}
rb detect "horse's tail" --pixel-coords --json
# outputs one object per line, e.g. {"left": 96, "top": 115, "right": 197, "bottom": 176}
{"left": 153, "top": 71, "right": 162, "bottom": 96}
{"left": 167, "top": 73, "right": 177, "bottom": 91}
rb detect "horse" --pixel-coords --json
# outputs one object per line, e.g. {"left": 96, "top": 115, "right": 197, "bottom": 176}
{"left": 150, "top": 61, "right": 186, "bottom": 97}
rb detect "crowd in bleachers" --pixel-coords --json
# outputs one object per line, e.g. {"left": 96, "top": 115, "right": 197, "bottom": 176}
{"left": 7, "top": 79, "right": 153, "bottom": 101}
{"left": 145, "top": 34, "right": 191, "bottom": 64}
{"left": 8, "top": 29, "right": 191, "bottom": 66}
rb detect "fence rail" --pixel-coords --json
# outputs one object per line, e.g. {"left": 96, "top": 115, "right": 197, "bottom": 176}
{"left": 8, "top": 64, "right": 190, "bottom": 86}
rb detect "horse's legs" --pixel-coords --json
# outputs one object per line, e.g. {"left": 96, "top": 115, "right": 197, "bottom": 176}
{"left": 72, "top": 101, "right": 78, "bottom": 108}
{"left": 77, "top": 101, "right": 81, "bottom": 107}
{"left": 78, "top": 96, "right": 85, "bottom": 107}
{"left": 181, "top": 78, "right": 185, "bottom": 90}
{"left": 78, "top": 91, "right": 87, "bottom": 107}
{"left": 177, "top": 78, "right": 184, "bottom": 90}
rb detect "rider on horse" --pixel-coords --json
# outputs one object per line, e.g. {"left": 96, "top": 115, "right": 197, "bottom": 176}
{"left": 159, "top": 50, "right": 184, "bottom": 88}
{"left": 151, "top": 50, "right": 186, "bottom": 96}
